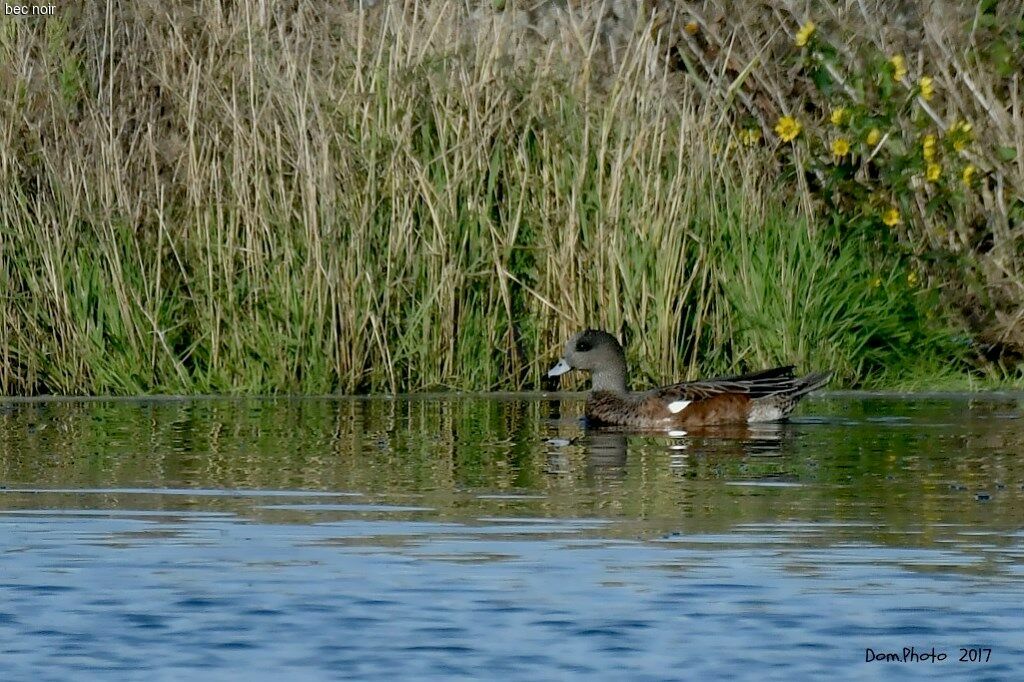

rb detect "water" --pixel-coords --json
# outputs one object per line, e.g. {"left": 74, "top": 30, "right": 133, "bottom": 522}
{"left": 1, "top": 394, "right": 1023, "bottom": 680}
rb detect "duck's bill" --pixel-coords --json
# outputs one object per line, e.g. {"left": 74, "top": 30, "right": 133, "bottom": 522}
{"left": 547, "top": 358, "right": 572, "bottom": 377}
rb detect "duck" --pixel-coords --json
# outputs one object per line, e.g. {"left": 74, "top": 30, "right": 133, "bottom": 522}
{"left": 547, "top": 329, "right": 832, "bottom": 428}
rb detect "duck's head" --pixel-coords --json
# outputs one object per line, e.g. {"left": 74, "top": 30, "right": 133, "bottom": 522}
{"left": 547, "top": 329, "right": 627, "bottom": 392}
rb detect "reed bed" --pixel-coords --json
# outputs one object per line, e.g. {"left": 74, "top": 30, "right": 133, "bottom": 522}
{"left": 0, "top": 1, "right": 1015, "bottom": 395}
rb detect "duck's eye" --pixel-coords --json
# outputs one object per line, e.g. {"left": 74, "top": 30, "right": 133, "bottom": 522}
{"left": 575, "top": 339, "right": 593, "bottom": 353}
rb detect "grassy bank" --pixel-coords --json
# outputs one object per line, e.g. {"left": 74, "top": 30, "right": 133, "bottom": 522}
{"left": 0, "top": 1, "right": 1020, "bottom": 395}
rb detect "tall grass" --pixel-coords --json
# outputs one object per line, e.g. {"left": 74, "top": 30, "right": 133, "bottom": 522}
{"left": 0, "top": 1, "right": 983, "bottom": 395}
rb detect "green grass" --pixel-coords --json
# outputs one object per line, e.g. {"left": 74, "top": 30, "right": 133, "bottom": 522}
{"left": 0, "top": 1, "right": 1019, "bottom": 396}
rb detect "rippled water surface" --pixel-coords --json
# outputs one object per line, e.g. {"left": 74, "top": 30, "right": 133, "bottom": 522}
{"left": 2, "top": 394, "right": 1023, "bottom": 680}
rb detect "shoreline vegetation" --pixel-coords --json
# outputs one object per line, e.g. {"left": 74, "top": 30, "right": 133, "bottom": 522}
{"left": 1, "top": 1, "right": 1022, "bottom": 396}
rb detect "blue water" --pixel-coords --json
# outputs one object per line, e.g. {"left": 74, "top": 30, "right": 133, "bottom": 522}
{"left": 1, "top": 395, "right": 1022, "bottom": 679}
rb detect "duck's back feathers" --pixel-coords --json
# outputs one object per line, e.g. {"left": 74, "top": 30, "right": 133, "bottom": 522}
{"left": 660, "top": 366, "right": 829, "bottom": 401}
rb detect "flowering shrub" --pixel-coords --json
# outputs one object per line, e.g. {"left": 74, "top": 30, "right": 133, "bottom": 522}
{"left": 679, "top": 2, "right": 1021, "bottom": 367}
{"left": 758, "top": 19, "right": 980, "bottom": 249}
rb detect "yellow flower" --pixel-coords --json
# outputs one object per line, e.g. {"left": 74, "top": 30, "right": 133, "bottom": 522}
{"left": 949, "top": 120, "right": 973, "bottom": 151}
{"left": 740, "top": 128, "right": 761, "bottom": 146}
{"left": 882, "top": 207, "right": 901, "bottom": 226}
{"left": 922, "top": 134, "right": 937, "bottom": 162}
{"left": 685, "top": 21, "right": 699, "bottom": 35}
{"left": 919, "top": 76, "right": 934, "bottom": 101}
{"left": 795, "top": 21, "right": 815, "bottom": 47}
{"left": 926, "top": 163, "right": 941, "bottom": 182}
{"left": 870, "top": 276, "right": 883, "bottom": 289}
{"left": 949, "top": 120, "right": 972, "bottom": 135}
{"left": 831, "top": 138, "right": 851, "bottom": 158}
{"left": 907, "top": 271, "right": 919, "bottom": 287}
{"left": 866, "top": 128, "right": 881, "bottom": 146}
{"left": 962, "top": 164, "right": 977, "bottom": 185}
{"left": 830, "top": 108, "right": 847, "bottom": 126}
{"left": 774, "top": 116, "right": 802, "bottom": 142}
{"left": 890, "top": 55, "right": 907, "bottom": 82}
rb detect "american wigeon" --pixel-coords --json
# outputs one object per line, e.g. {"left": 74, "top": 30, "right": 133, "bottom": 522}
{"left": 547, "top": 329, "right": 831, "bottom": 428}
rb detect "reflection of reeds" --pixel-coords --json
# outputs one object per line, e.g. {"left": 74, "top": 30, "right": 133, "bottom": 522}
{"left": 0, "top": 2, "right": 1009, "bottom": 395}
{"left": 1, "top": 397, "right": 1022, "bottom": 547}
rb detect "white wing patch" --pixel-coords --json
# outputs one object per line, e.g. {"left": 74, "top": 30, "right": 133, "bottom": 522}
{"left": 667, "top": 400, "right": 691, "bottom": 414}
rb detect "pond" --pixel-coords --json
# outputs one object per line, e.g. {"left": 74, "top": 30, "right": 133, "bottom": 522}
{"left": 1, "top": 394, "right": 1023, "bottom": 679}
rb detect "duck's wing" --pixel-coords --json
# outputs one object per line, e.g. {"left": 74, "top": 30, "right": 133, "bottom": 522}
{"left": 706, "top": 365, "right": 795, "bottom": 383}
{"left": 653, "top": 367, "right": 830, "bottom": 401}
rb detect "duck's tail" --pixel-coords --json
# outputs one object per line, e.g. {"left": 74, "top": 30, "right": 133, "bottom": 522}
{"left": 748, "top": 370, "right": 833, "bottom": 422}
{"left": 787, "top": 370, "right": 834, "bottom": 398}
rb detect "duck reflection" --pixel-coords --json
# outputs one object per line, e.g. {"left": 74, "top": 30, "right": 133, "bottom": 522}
{"left": 543, "top": 396, "right": 792, "bottom": 478}
{"left": 648, "top": 421, "right": 784, "bottom": 452}
{"left": 545, "top": 424, "right": 789, "bottom": 480}
{"left": 584, "top": 431, "right": 629, "bottom": 469}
